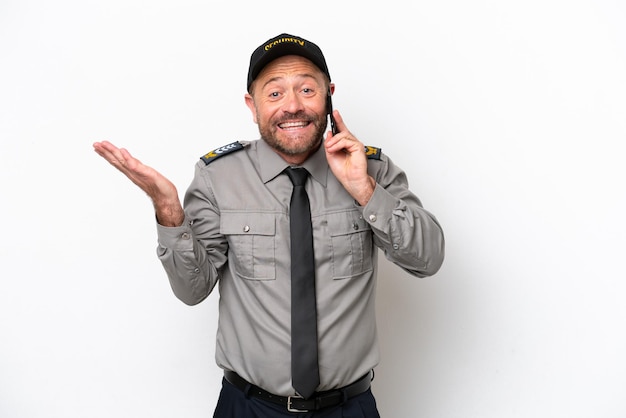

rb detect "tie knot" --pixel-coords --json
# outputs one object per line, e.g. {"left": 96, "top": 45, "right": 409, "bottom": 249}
{"left": 285, "top": 167, "right": 309, "bottom": 187}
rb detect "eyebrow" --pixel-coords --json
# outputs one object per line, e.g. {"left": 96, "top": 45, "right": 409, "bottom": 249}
{"left": 260, "top": 73, "right": 320, "bottom": 91}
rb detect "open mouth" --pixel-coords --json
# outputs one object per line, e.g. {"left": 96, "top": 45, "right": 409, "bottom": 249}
{"left": 278, "top": 121, "right": 310, "bottom": 130}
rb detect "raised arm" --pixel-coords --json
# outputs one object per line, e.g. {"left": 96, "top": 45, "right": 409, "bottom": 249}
{"left": 93, "top": 140, "right": 184, "bottom": 227}
{"left": 324, "top": 110, "right": 445, "bottom": 277}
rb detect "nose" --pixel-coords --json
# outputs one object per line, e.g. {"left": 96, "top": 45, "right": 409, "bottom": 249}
{"left": 282, "top": 90, "right": 305, "bottom": 114}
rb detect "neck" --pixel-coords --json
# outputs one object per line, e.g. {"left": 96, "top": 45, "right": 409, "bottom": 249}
{"left": 276, "top": 141, "right": 322, "bottom": 166}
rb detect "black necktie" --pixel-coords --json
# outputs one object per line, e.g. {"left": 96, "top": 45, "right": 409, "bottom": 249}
{"left": 285, "top": 167, "right": 319, "bottom": 399}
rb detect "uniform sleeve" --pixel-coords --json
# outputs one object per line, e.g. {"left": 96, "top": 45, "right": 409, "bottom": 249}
{"left": 156, "top": 163, "right": 228, "bottom": 305}
{"left": 363, "top": 154, "right": 445, "bottom": 277}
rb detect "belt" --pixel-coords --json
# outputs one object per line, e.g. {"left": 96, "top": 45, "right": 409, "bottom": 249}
{"left": 224, "top": 370, "right": 372, "bottom": 413}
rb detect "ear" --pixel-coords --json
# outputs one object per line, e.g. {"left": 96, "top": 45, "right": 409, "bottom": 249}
{"left": 244, "top": 93, "right": 258, "bottom": 124}
{"left": 329, "top": 82, "right": 335, "bottom": 95}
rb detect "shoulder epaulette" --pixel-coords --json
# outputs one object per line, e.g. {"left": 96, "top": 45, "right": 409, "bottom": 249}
{"left": 200, "top": 141, "right": 245, "bottom": 165}
{"left": 364, "top": 145, "right": 382, "bottom": 160}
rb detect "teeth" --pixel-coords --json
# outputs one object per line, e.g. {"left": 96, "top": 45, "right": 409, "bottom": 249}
{"left": 279, "top": 121, "right": 307, "bottom": 129}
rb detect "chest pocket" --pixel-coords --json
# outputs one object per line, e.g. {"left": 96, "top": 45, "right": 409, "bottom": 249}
{"left": 327, "top": 210, "right": 374, "bottom": 279}
{"left": 220, "top": 212, "right": 276, "bottom": 280}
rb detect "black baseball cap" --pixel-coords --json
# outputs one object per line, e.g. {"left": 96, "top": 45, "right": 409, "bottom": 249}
{"left": 247, "top": 33, "right": 331, "bottom": 92}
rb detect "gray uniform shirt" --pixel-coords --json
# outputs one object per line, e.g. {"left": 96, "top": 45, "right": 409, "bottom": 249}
{"left": 156, "top": 139, "right": 445, "bottom": 396}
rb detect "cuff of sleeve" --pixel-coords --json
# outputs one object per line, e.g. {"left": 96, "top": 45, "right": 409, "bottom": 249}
{"left": 362, "top": 184, "right": 397, "bottom": 229}
{"left": 156, "top": 217, "right": 194, "bottom": 250}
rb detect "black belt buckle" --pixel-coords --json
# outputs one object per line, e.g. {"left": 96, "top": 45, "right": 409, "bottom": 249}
{"left": 287, "top": 395, "right": 309, "bottom": 412}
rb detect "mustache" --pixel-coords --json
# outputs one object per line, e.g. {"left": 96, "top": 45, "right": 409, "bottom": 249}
{"left": 276, "top": 111, "right": 315, "bottom": 124}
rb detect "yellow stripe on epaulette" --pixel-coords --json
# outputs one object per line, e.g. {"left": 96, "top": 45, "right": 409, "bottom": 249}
{"left": 364, "top": 145, "right": 382, "bottom": 160}
{"left": 200, "top": 141, "right": 244, "bottom": 165}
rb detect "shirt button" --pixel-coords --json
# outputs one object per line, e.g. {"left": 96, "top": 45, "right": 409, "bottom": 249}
{"left": 243, "top": 225, "right": 250, "bottom": 233}
{"left": 181, "top": 232, "right": 190, "bottom": 240}
{"left": 393, "top": 244, "right": 399, "bottom": 250}
{"left": 369, "top": 214, "right": 377, "bottom": 222}
{"left": 352, "top": 222, "right": 359, "bottom": 230}
{"left": 194, "top": 268, "right": 200, "bottom": 273}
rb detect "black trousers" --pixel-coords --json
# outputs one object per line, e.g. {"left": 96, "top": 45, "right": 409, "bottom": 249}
{"left": 213, "top": 378, "right": 381, "bottom": 418}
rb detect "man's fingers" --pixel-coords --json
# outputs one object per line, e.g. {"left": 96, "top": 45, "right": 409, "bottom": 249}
{"left": 94, "top": 142, "right": 137, "bottom": 171}
{"left": 332, "top": 109, "right": 347, "bottom": 133}
{"left": 325, "top": 134, "right": 363, "bottom": 155}
{"left": 94, "top": 141, "right": 122, "bottom": 164}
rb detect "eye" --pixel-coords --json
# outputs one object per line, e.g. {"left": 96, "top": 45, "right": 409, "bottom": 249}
{"left": 267, "top": 90, "right": 283, "bottom": 101}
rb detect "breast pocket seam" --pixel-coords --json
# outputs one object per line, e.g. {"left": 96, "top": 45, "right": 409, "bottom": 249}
{"left": 220, "top": 212, "right": 277, "bottom": 281}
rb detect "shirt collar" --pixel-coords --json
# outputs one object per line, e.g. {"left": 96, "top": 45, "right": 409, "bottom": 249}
{"left": 258, "top": 139, "right": 329, "bottom": 187}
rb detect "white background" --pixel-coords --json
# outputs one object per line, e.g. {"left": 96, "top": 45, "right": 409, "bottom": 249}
{"left": 1, "top": 0, "right": 625, "bottom": 417}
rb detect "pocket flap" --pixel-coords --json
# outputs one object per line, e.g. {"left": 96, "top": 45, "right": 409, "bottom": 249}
{"left": 220, "top": 212, "right": 276, "bottom": 236}
{"left": 328, "top": 210, "right": 371, "bottom": 237}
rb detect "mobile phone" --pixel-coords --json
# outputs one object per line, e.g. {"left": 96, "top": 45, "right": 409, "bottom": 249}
{"left": 326, "top": 89, "right": 338, "bottom": 135}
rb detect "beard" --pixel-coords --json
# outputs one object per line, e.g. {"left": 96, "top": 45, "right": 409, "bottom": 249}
{"left": 259, "top": 110, "right": 328, "bottom": 157}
